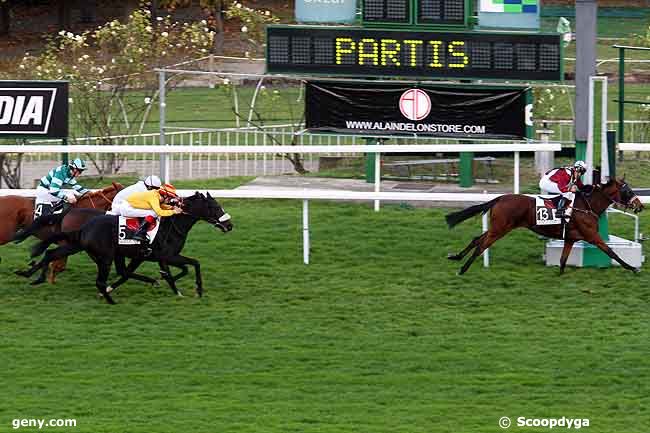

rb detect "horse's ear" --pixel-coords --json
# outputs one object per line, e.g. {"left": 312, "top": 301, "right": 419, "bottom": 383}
{"left": 206, "top": 191, "right": 213, "bottom": 199}
{"left": 111, "top": 181, "right": 120, "bottom": 190}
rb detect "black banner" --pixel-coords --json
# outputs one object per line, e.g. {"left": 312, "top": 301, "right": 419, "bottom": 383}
{"left": 305, "top": 81, "right": 531, "bottom": 139}
{"left": 0, "top": 81, "right": 68, "bottom": 138}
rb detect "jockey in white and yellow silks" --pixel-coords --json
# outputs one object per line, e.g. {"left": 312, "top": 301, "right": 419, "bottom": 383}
{"left": 117, "top": 183, "right": 182, "bottom": 242}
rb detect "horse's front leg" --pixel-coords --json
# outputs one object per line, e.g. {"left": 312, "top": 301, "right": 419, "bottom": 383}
{"left": 588, "top": 236, "right": 640, "bottom": 273}
{"left": 559, "top": 240, "right": 575, "bottom": 274}
{"left": 158, "top": 261, "right": 183, "bottom": 296}
{"left": 107, "top": 256, "right": 148, "bottom": 293}
{"left": 165, "top": 255, "right": 203, "bottom": 297}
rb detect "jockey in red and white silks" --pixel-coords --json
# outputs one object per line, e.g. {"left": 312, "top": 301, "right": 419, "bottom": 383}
{"left": 539, "top": 160, "right": 587, "bottom": 217}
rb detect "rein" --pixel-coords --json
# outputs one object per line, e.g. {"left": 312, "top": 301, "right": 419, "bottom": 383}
{"left": 79, "top": 189, "right": 113, "bottom": 209}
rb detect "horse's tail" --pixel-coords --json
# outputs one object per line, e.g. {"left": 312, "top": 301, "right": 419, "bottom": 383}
{"left": 445, "top": 197, "right": 501, "bottom": 229}
{"left": 30, "top": 230, "right": 80, "bottom": 258}
{"left": 13, "top": 209, "right": 69, "bottom": 244}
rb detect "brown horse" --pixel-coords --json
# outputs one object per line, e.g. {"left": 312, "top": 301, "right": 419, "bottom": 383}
{"left": 446, "top": 178, "right": 644, "bottom": 275}
{"left": 0, "top": 182, "right": 123, "bottom": 281}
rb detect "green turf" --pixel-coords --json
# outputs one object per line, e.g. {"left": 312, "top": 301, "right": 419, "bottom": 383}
{"left": 1, "top": 184, "right": 649, "bottom": 433}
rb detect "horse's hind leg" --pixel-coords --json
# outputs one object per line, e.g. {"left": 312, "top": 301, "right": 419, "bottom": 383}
{"left": 448, "top": 233, "right": 487, "bottom": 261}
{"left": 47, "top": 258, "right": 67, "bottom": 284}
{"left": 95, "top": 259, "right": 116, "bottom": 304}
{"left": 458, "top": 230, "right": 508, "bottom": 275}
{"left": 22, "top": 245, "right": 83, "bottom": 285}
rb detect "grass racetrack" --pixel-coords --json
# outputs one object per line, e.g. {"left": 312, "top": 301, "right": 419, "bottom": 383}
{"left": 1, "top": 194, "right": 649, "bottom": 432}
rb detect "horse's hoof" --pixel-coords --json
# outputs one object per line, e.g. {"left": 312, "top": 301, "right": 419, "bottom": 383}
{"left": 106, "top": 286, "right": 114, "bottom": 293}
{"left": 176, "top": 291, "right": 184, "bottom": 297}
{"left": 633, "top": 268, "right": 641, "bottom": 274}
{"left": 447, "top": 253, "right": 461, "bottom": 261}
{"left": 152, "top": 280, "right": 160, "bottom": 287}
{"left": 15, "top": 270, "right": 31, "bottom": 278}
{"left": 194, "top": 288, "right": 203, "bottom": 297}
{"left": 581, "top": 289, "right": 592, "bottom": 295}
{"left": 30, "top": 278, "right": 46, "bottom": 286}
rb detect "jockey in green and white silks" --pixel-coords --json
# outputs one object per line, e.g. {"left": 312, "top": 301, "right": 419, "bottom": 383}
{"left": 36, "top": 158, "right": 89, "bottom": 206}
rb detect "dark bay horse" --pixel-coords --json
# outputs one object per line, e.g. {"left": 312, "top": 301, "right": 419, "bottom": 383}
{"left": 446, "top": 178, "right": 644, "bottom": 274}
{"left": 0, "top": 183, "right": 123, "bottom": 281}
{"left": 18, "top": 192, "right": 233, "bottom": 304}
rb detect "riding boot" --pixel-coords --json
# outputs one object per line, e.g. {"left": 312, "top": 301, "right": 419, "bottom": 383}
{"left": 556, "top": 198, "right": 566, "bottom": 219}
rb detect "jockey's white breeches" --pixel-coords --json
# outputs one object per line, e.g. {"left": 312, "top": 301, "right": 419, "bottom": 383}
{"left": 539, "top": 176, "right": 575, "bottom": 204}
{"left": 113, "top": 202, "right": 157, "bottom": 219}
{"left": 35, "top": 186, "right": 67, "bottom": 205}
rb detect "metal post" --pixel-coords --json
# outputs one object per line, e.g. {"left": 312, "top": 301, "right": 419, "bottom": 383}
{"left": 607, "top": 130, "right": 617, "bottom": 179}
{"left": 586, "top": 76, "right": 595, "bottom": 184}
{"left": 302, "top": 199, "right": 310, "bottom": 264}
{"left": 459, "top": 152, "right": 473, "bottom": 187}
{"left": 374, "top": 150, "right": 381, "bottom": 212}
{"left": 482, "top": 194, "right": 489, "bottom": 268}
{"left": 513, "top": 151, "right": 520, "bottom": 194}
{"left": 365, "top": 137, "right": 376, "bottom": 183}
{"left": 618, "top": 46, "right": 625, "bottom": 145}
{"left": 575, "top": 0, "right": 597, "bottom": 162}
{"left": 158, "top": 70, "right": 169, "bottom": 182}
{"left": 600, "top": 77, "right": 609, "bottom": 182}
{"left": 535, "top": 128, "right": 555, "bottom": 176}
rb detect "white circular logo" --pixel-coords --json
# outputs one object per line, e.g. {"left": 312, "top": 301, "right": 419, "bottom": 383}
{"left": 399, "top": 89, "right": 431, "bottom": 121}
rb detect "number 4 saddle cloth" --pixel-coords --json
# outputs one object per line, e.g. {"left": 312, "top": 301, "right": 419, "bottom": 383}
{"left": 118, "top": 216, "right": 162, "bottom": 245}
{"left": 535, "top": 196, "right": 564, "bottom": 226}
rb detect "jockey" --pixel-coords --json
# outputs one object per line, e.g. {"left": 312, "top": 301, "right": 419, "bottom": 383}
{"left": 119, "top": 183, "right": 182, "bottom": 242}
{"left": 36, "top": 158, "right": 89, "bottom": 211}
{"left": 539, "top": 160, "right": 587, "bottom": 218}
{"left": 108, "top": 175, "right": 162, "bottom": 215}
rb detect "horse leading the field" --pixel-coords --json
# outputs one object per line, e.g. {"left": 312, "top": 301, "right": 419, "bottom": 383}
{"left": 446, "top": 178, "right": 644, "bottom": 275}
{"left": 19, "top": 192, "right": 233, "bottom": 304}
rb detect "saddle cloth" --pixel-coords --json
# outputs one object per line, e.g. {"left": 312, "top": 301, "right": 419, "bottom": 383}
{"left": 118, "top": 216, "right": 162, "bottom": 245}
{"left": 34, "top": 200, "right": 64, "bottom": 218}
{"left": 535, "top": 196, "right": 563, "bottom": 226}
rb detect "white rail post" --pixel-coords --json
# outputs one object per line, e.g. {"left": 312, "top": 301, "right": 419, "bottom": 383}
{"left": 514, "top": 151, "right": 520, "bottom": 194}
{"left": 303, "top": 199, "right": 310, "bottom": 264}
{"left": 158, "top": 70, "right": 170, "bottom": 183}
{"left": 598, "top": 76, "right": 609, "bottom": 182}
{"left": 374, "top": 150, "right": 381, "bottom": 211}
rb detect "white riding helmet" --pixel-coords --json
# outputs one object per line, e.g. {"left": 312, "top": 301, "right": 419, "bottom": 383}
{"left": 144, "top": 175, "right": 162, "bottom": 189}
{"left": 573, "top": 160, "right": 587, "bottom": 171}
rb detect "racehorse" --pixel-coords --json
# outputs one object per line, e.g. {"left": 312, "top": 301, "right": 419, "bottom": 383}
{"left": 0, "top": 183, "right": 123, "bottom": 281}
{"left": 15, "top": 206, "right": 204, "bottom": 294}
{"left": 17, "top": 192, "right": 233, "bottom": 304}
{"left": 446, "top": 178, "right": 644, "bottom": 275}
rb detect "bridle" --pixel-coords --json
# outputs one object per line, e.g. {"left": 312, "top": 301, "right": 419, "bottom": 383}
{"left": 204, "top": 212, "right": 232, "bottom": 231}
{"left": 578, "top": 181, "right": 641, "bottom": 216}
